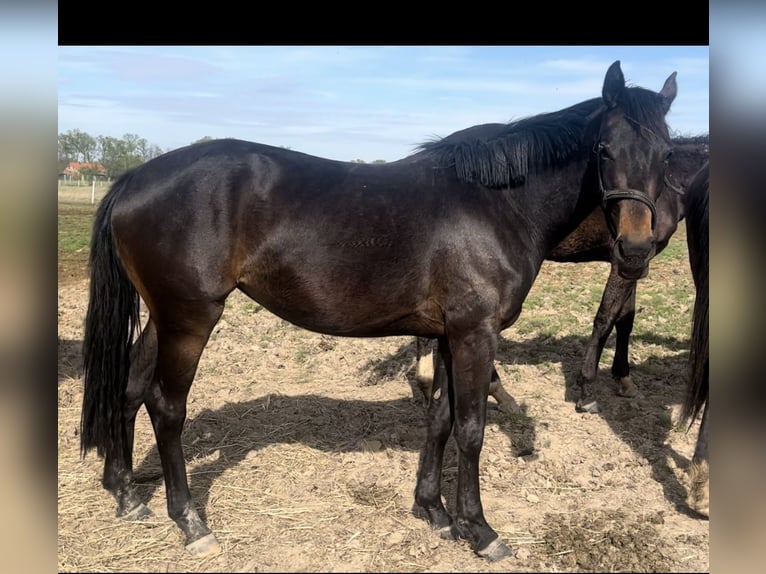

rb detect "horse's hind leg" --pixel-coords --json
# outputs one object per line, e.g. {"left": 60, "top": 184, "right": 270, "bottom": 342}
{"left": 687, "top": 401, "right": 709, "bottom": 517}
{"left": 144, "top": 302, "right": 225, "bottom": 557}
{"left": 102, "top": 319, "right": 157, "bottom": 520}
{"left": 414, "top": 338, "right": 455, "bottom": 535}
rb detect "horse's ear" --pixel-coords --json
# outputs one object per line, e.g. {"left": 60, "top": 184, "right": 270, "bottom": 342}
{"left": 602, "top": 60, "right": 625, "bottom": 109}
{"left": 660, "top": 71, "right": 678, "bottom": 113}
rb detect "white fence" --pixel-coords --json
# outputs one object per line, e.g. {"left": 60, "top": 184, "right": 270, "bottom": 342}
{"left": 58, "top": 180, "right": 111, "bottom": 205}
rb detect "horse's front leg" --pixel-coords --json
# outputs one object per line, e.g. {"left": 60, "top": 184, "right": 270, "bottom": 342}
{"left": 611, "top": 282, "right": 638, "bottom": 398}
{"left": 414, "top": 337, "right": 454, "bottom": 535}
{"left": 449, "top": 327, "right": 513, "bottom": 561}
{"left": 576, "top": 265, "right": 635, "bottom": 413}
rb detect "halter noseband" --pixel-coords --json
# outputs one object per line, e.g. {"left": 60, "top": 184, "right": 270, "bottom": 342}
{"left": 596, "top": 143, "right": 658, "bottom": 238}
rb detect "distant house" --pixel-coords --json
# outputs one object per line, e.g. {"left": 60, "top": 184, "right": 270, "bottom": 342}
{"left": 59, "top": 161, "right": 108, "bottom": 181}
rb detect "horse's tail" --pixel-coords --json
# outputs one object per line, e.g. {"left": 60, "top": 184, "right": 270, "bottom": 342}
{"left": 681, "top": 275, "right": 708, "bottom": 426}
{"left": 80, "top": 173, "right": 141, "bottom": 461}
{"left": 681, "top": 162, "right": 709, "bottom": 427}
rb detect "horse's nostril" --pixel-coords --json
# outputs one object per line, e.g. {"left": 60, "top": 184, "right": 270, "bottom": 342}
{"left": 616, "top": 238, "right": 626, "bottom": 258}
{"left": 616, "top": 237, "right": 653, "bottom": 261}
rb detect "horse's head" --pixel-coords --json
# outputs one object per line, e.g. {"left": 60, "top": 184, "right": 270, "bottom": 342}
{"left": 594, "top": 60, "right": 677, "bottom": 280}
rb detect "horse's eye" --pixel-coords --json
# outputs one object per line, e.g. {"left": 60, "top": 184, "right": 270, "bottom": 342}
{"left": 664, "top": 150, "right": 674, "bottom": 164}
{"left": 597, "top": 143, "right": 613, "bottom": 161}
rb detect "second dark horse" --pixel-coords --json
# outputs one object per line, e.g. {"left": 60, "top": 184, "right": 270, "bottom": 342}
{"left": 416, "top": 135, "right": 708, "bottom": 414}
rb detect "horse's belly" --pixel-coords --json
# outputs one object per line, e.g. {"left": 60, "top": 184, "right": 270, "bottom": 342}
{"left": 236, "top": 263, "right": 441, "bottom": 338}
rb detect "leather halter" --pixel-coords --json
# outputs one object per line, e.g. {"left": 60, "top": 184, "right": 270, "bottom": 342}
{"left": 596, "top": 143, "right": 658, "bottom": 238}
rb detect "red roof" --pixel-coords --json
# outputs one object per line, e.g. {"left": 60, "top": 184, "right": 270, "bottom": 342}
{"left": 63, "top": 162, "right": 106, "bottom": 175}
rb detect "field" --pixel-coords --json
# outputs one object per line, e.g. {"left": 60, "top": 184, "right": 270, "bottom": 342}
{"left": 57, "top": 185, "right": 708, "bottom": 572}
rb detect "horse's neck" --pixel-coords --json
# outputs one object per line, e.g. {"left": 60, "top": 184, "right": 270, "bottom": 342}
{"left": 519, "top": 160, "right": 600, "bottom": 256}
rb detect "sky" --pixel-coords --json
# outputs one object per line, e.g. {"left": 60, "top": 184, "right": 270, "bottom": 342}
{"left": 57, "top": 46, "right": 709, "bottom": 163}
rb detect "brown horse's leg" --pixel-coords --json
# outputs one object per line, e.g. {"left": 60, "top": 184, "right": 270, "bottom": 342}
{"left": 575, "top": 266, "right": 634, "bottom": 413}
{"left": 414, "top": 338, "right": 454, "bottom": 535}
{"left": 415, "top": 337, "right": 436, "bottom": 407}
{"left": 449, "top": 328, "right": 512, "bottom": 561}
{"left": 687, "top": 401, "right": 709, "bottom": 517}
{"left": 144, "top": 302, "right": 224, "bottom": 557}
{"left": 611, "top": 284, "right": 638, "bottom": 398}
{"left": 102, "top": 319, "right": 158, "bottom": 520}
{"left": 488, "top": 370, "right": 519, "bottom": 415}
{"left": 416, "top": 337, "right": 517, "bottom": 414}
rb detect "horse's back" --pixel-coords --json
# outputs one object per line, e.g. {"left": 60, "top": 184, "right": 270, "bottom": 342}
{"left": 106, "top": 140, "right": 298, "bottom": 305}
{"left": 101, "top": 138, "right": 519, "bottom": 338}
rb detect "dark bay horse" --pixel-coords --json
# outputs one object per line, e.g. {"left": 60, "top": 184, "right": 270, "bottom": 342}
{"left": 680, "top": 160, "right": 709, "bottom": 517}
{"left": 416, "top": 135, "right": 709, "bottom": 414}
{"left": 80, "top": 61, "right": 678, "bottom": 561}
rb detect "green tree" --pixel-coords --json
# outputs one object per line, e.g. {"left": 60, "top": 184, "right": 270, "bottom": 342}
{"left": 58, "top": 130, "right": 175, "bottom": 179}
{"left": 96, "top": 135, "right": 124, "bottom": 178}
{"left": 58, "top": 129, "right": 97, "bottom": 163}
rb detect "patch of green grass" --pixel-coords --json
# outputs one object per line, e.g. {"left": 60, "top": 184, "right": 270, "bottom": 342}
{"left": 242, "top": 301, "right": 265, "bottom": 314}
{"left": 58, "top": 202, "right": 96, "bottom": 254}
{"left": 654, "top": 221, "right": 688, "bottom": 262}
{"left": 58, "top": 201, "right": 98, "bottom": 283}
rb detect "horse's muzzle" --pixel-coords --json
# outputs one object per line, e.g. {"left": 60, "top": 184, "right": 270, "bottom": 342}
{"left": 612, "top": 236, "right": 655, "bottom": 280}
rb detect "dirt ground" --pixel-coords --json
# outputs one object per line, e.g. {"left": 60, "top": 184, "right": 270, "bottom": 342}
{"left": 57, "top": 244, "right": 709, "bottom": 572}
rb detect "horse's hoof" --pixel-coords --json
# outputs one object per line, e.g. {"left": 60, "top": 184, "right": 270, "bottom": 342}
{"left": 564, "top": 385, "right": 581, "bottom": 403}
{"left": 576, "top": 399, "right": 602, "bottom": 414}
{"left": 120, "top": 503, "right": 153, "bottom": 521}
{"left": 615, "top": 377, "right": 637, "bottom": 397}
{"left": 437, "top": 525, "right": 456, "bottom": 540}
{"left": 185, "top": 533, "right": 221, "bottom": 557}
{"left": 477, "top": 537, "right": 514, "bottom": 561}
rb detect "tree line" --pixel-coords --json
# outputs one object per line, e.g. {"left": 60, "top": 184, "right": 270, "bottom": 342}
{"left": 58, "top": 129, "right": 172, "bottom": 180}
{"left": 59, "top": 130, "right": 389, "bottom": 181}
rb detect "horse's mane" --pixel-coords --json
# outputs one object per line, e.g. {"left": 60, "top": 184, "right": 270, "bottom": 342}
{"left": 418, "top": 86, "right": 672, "bottom": 188}
{"left": 667, "top": 133, "right": 709, "bottom": 190}
{"left": 672, "top": 133, "right": 709, "bottom": 157}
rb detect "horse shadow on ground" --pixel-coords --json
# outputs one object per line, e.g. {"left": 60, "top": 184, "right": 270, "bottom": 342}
{"left": 128, "top": 338, "right": 536, "bottom": 523}
{"left": 491, "top": 331, "right": 700, "bottom": 518}
{"left": 132, "top": 394, "right": 535, "bottom": 524}
{"left": 75, "top": 331, "right": 699, "bottom": 521}
{"left": 385, "top": 332, "right": 700, "bottom": 518}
